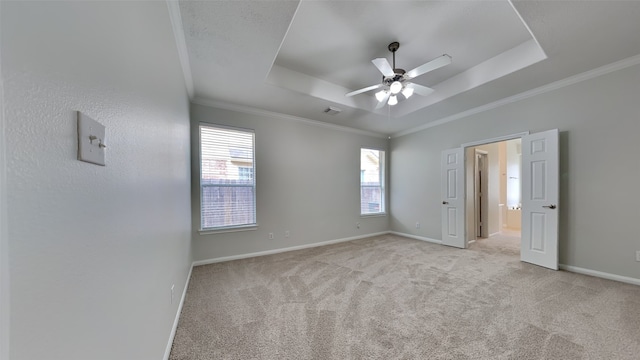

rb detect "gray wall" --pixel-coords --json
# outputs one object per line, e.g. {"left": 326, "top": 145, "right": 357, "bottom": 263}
{"left": 0, "top": 2, "right": 8, "bottom": 356}
{"left": 191, "top": 103, "right": 389, "bottom": 262}
{"left": 2, "top": 2, "right": 192, "bottom": 359}
{"left": 390, "top": 62, "right": 640, "bottom": 280}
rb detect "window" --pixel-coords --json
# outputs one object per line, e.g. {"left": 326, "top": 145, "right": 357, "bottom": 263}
{"left": 238, "top": 167, "right": 253, "bottom": 181}
{"left": 360, "top": 148, "right": 385, "bottom": 215}
{"left": 200, "top": 124, "right": 256, "bottom": 230}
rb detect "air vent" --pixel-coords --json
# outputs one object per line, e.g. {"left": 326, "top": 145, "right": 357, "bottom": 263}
{"left": 323, "top": 106, "right": 342, "bottom": 115}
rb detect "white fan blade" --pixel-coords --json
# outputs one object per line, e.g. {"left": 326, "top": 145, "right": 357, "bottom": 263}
{"left": 374, "top": 91, "right": 390, "bottom": 110}
{"left": 407, "top": 83, "right": 435, "bottom": 96}
{"left": 345, "top": 84, "right": 382, "bottom": 97}
{"left": 405, "top": 54, "right": 452, "bottom": 79}
{"left": 372, "top": 58, "right": 395, "bottom": 77}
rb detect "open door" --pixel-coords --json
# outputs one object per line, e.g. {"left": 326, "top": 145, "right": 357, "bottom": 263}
{"left": 441, "top": 148, "right": 465, "bottom": 248}
{"left": 521, "top": 129, "right": 559, "bottom": 270}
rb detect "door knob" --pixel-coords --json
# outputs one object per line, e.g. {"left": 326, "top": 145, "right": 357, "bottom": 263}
{"left": 442, "top": 201, "right": 449, "bottom": 205}
{"left": 542, "top": 204, "right": 556, "bottom": 209}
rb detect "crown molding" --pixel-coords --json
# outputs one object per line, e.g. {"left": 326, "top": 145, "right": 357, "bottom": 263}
{"left": 191, "top": 97, "right": 387, "bottom": 139}
{"left": 393, "top": 52, "right": 640, "bottom": 138}
{"left": 166, "top": 0, "right": 194, "bottom": 100}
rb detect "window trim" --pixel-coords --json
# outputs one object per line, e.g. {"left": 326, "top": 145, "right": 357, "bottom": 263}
{"left": 199, "top": 123, "right": 257, "bottom": 231}
{"left": 360, "top": 147, "right": 386, "bottom": 216}
{"left": 198, "top": 224, "right": 258, "bottom": 236}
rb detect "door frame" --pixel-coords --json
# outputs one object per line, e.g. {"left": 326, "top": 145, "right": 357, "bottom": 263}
{"left": 460, "top": 132, "right": 529, "bottom": 247}
{"left": 474, "top": 150, "right": 488, "bottom": 238}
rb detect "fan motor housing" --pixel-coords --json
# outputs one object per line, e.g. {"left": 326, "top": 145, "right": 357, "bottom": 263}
{"left": 383, "top": 69, "right": 406, "bottom": 85}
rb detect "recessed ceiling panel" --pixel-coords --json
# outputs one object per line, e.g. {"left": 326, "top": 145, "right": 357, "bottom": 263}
{"left": 177, "top": 0, "right": 640, "bottom": 135}
{"left": 268, "top": 0, "right": 544, "bottom": 116}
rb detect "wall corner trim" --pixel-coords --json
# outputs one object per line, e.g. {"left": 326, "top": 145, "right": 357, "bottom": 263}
{"left": 163, "top": 264, "right": 194, "bottom": 360}
{"left": 166, "top": 0, "right": 195, "bottom": 100}
{"left": 559, "top": 264, "right": 640, "bottom": 287}
{"left": 192, "top": 231, "right": 390, "bottom": 267}
{"left": 389, "top": 231, "right": 443, "bottom": 245}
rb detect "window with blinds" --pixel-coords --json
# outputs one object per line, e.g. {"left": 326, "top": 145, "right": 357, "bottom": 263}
{"left": 360, "top": 148, "right": 385, "bottom": 215}
{"left": 200, "top": 124, "right": 256, "bottom": 230}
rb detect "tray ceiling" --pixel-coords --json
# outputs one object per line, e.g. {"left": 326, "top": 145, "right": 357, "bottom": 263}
{"left": 176, "top": 0, "right": 640, "bottom": 136}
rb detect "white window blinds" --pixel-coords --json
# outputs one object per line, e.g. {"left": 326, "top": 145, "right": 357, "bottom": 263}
{"left": 360, "top": 148, "right": 385, "bottom": 215}
{"left": 200, "top": 124, "right": 256, "bottom": 230}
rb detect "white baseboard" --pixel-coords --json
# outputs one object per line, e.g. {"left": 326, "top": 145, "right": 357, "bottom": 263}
{"left": 163, "top": 263, "right": 193, "bottom": 360}
{"left": 193, "top": 231, "right": 390, "bottom": 266}
{"left": 389, "top": 231, "right": 443, "bottom": 244}
{"left": 559, "top": 264, "right": 640, "bottom": 286}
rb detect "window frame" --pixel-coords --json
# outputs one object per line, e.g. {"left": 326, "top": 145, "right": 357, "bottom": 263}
{"left": 199, "top": 123, "right": 257, "bottom": 233}
{"left": 360, "top": 147, "right": 386, "bottom": 216}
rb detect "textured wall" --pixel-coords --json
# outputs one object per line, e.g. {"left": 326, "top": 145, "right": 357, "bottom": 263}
{"left": 390, "top": 62, "right": 640, "bottom": 281}
{"left": 191, "top": 103, "right": 389, "bottom": 262}
{"left": 2, "top": 2, "right": 191, "bottom": 359}
{"left": 0, "top": 1, "right": 8, "bottom": 356}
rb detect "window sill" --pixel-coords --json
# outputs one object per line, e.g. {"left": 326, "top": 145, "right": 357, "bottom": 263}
{"left": 199, "top": 225, "right": 258, "bottom": 235}
{"left": 360, "top": 213, "right": 387, "bottom": 218}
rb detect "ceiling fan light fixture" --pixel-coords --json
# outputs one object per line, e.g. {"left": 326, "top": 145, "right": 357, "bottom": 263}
{"left": 402, "top": 86, "right": 414, "bottom": 99}
{"left": 345, "top": 42, "right": 451, "bottom": 110}
{"left": 389, "top": 81, "right": 402, "bottom": 94}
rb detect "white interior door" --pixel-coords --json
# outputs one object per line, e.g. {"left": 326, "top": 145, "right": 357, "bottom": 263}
{"left": 521, "top": 129, "right": 559, "bottom": 270}
{"left": 441, "top": 148, "right": 465, "bottom": 248}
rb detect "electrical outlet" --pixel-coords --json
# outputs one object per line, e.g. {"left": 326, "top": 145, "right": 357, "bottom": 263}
{"left": 268, "top": 232, "right": 274, "bottom": 240}
{"left": 356, "top": 222, "right": 360, "bottom": 229}
{"left": 285, "top": 231, "right": 290, "bottom": 238}
{"left": 416, "top": 222, "right": 420, "bottom": 229}
{"left": 171, "top": 284, "right": 175, "bottom": 304}
{"left": 636, "top": 250, "right": 640, "bottom": 262}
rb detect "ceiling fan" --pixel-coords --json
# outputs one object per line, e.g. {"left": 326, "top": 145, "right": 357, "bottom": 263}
{"left": 346, "top": 42, "right": 451, "bottom": 109}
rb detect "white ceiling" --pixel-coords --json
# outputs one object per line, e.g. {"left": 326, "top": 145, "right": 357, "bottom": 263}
{"left": 176, "top": 0, "right": 640, "bottom": 136}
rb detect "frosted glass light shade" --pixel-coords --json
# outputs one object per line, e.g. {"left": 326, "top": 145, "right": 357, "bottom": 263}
{"left": 388, "top": 95, "right": 398, "bottom": 106}
{"left": 375, "top": 90, "right": 386, "bottom": 102}
{"left": 402, "top": 86, "right": 414, "bottom": 99}
{"left": 389, "top": 81, "right": 402, "bottom": 94}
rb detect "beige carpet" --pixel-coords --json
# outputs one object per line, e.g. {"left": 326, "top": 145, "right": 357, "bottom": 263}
{"left": 170, "top": 233, "right": 640, "bottom": 359}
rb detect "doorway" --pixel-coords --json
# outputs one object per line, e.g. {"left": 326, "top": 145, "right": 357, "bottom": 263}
{"left": 465, "top": 139, "right": 522, "bottom": 249}
{"left": 441, "top": 130, "right": 559, "bottom": 270}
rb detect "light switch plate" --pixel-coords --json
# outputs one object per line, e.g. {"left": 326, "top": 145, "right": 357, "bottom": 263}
{"left": 77, "top": 112, "right": 106, "bottom": 166}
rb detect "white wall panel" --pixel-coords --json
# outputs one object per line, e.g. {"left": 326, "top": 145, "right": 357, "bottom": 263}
{"left": 2, "top": 2, "right": 192, "bottom": 359}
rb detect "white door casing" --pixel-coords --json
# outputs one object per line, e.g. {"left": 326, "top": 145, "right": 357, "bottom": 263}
{"left": 475, "top": 151, "right": 488, "bottom": 238}
{"left": 521, "top": 129, "right": 559, "bottom": 270}
{"left": 441, "top": 148, "right": 465, "bottom": 248}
